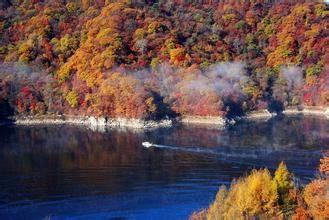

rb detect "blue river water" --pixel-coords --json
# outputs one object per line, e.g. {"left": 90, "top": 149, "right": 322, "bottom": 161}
{"left": 0, "top": 115, "right": 328, "bottom": 219}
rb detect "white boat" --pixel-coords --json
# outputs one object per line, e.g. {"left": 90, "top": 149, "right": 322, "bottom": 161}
{"left": 142, "top": 142, "right": 154, "bottom": 148}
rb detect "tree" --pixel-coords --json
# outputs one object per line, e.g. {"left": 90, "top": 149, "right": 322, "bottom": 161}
{"left": 65, "top": 90, "right": 78, "bottom": 108}
{"left": 0, "top": 1, "right": 328, "bottom": 119}
{"left": 303, "top": 179, "right": 329, "bottom": 218}
{"left": 274, "top": 162, "right": 296, "bottom": 216}
{"left": 204, "top": 169, "right": 278, "bottom": 219}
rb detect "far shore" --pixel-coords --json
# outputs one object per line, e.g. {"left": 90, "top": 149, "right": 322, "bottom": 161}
{"left": 0, "top": 115, "right": 173, "bottom": 130}
{"left": 0, "top": 106, "right": 328, "bottom": 129}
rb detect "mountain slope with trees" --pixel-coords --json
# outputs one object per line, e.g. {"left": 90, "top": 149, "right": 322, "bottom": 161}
{"left": 0, "top": 0, "right": 328, "bottom": 119}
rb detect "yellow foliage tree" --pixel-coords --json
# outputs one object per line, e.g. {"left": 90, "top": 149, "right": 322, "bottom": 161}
{"left": 57, "top": 1, "right": 126, "bottom": 88}
{"left": 206, "top": 169, "right": 278, "bottom": 220}
{"left": 169, "top": 48, "right": 186, "bottom": 66}
{"left": 191, "top": 154, "right": 329, "bottom": 220}
{"left": 98, "top": 72, "right": 154, "bottom": 118}
{"left": 274, "top": 162, "right": 296, "bottom": 215}
{"left": 66, "top": 90, "right": 78, "bottom": 108}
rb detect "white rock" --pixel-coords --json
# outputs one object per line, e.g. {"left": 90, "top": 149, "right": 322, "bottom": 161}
{"left": 325, "top": 108, "right": 329, "bottom": 118}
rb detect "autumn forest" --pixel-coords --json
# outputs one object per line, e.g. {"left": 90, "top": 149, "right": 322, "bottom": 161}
{"left": 0, "top": 0, "right": 328, "bottom": 120}
{"left": 0, "top": 1, "right": 328, "bottom": 219}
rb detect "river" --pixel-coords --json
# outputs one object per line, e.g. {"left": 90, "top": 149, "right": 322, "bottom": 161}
{"left": 0, "top": 115, "right": 328, "bottom": 219}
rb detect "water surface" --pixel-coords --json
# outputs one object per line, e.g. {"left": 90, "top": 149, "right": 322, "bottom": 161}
{"left": 0, "top": 116, "right": 328, "bottom": 219}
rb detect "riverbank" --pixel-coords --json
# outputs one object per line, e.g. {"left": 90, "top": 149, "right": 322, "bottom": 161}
{"left": 282, "top": 106, "right": 329, "bottom": 117}
{"left": 241, "top": 106, "right": 329, "bottom": 121}
{"left": 0, "top": 115, "right": 228, "bottom": 130}
{"left": 242, "top": 109, "right": 277, "bottom": 121}
{"left": 180, "top": 107, "right": 329, "bottom": 127}
{"left": 1, "top": 115, "right": 173, "bottom": 130}
{"left": 179, "top": 116, "right": 228, "bottom": 127}
{"left": 1, "top": 106, "right": 328, "bottom": 129}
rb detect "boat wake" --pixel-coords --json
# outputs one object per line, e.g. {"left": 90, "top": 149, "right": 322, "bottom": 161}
{"left": 142, "top": 142, "right": 324, "bottom": 169}
{"left": 143, "top": 142, "right": 221, "bottom": 154}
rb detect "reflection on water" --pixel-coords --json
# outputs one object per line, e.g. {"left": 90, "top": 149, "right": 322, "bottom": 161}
{"left": 0, "top": 116, "right": 328, "bottom": 219}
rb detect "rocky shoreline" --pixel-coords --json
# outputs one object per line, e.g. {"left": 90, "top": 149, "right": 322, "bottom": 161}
{"left": 242, "top": 109, "right": 277, "bottom": 121}
{"left": 180, "top": 116, "right": 228, "bottom": 127}
{"left": 1, "top": 115, "right": 173, "bottom": 130}
{"left": 180, "top": 107, "right": 329, "bottom": 126}
{"left": 0, "top": 106, "right": 328, "bottom": 130}
{"left": 282, "top": 106, "right": 329, "bottom": 117}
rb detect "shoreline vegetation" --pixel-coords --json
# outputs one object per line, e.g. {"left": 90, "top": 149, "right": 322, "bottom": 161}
{"left": 189, "top": 152, "right": 329, "bottom": 220}
{"left": 1, "top": 106, "right": 328, "bottom": 130}
{"left": 0, "top": 2, "right": 328, "bottom": 128}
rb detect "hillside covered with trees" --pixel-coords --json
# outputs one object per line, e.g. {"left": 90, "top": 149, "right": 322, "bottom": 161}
{"left": 0, "top": 0, "right": 328, "bottom": 120}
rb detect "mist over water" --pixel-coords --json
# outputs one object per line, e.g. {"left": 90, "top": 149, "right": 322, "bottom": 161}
{"left": 0, "top": 116, "right": 328, "bottom": 219}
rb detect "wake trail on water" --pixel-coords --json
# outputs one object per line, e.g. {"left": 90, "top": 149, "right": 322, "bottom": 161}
{"left": 153, "top": 144, "right": 215, "bottom": 154}
{"left": 151, "top": 144, "right": 261, "bottom": 167}
{"left": 148, "top": 144, "right": 323, "bottom": 169}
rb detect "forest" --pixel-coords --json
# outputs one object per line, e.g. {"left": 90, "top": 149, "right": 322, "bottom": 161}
{"left": 0, "top": 0, "right": 328, "bottom": 120}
